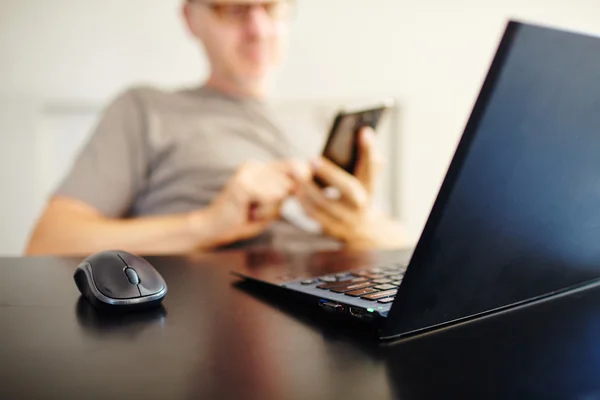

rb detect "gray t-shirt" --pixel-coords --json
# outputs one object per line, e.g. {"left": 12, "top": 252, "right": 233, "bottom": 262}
{"left": 54, "top": 85, "right": 342, "bottom": 251}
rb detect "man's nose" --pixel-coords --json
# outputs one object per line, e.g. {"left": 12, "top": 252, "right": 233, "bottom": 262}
{"left": 244, "top": 5, "right": 275, "bottom": 39}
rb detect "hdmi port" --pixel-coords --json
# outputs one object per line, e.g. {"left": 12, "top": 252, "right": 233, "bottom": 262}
{"left": 349, "top": 307, "right": 367, "bottom": 318}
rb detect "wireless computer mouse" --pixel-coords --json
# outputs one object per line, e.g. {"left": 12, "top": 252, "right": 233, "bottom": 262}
{"left": 74, "top": 250, "right": 167, "bottom": 312}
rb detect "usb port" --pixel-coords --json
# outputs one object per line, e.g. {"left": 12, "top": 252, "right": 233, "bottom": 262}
{"left": 319, "top": 301, "right": 344, "bottom": 313}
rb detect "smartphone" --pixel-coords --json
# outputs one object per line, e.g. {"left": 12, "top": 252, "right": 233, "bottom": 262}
{"left": 315, "top": 98, "right": 394, "bottom": 187}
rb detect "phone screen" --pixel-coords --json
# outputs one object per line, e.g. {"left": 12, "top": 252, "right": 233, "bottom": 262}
{"left": 325, "top": 114, "right": 359, "bottom": 170}
{"left": 322, "top": 107, "right": 386, "bottom": 174}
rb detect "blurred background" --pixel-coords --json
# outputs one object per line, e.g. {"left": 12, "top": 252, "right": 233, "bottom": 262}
{"left": 0, "top": 0, "right": 599, "bottom": 256}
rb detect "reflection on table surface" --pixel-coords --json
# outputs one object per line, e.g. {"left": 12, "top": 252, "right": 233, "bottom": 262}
{"left": 1, "top": 248, "right": 600, "bottom": 399}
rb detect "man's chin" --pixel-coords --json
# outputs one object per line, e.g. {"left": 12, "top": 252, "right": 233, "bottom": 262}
{"left": 234, "top": 69, "right": 271, "bottom": 87}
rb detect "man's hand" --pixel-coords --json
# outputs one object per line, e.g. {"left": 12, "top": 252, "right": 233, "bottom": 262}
{"left": 192, "top": 160, "right": 309, "bottom": 247}
{"left": 295, "top": 127, "right": 405, "bottom": 249}
{"left": 25, "top": 160, "right": 310, "bottom": 256}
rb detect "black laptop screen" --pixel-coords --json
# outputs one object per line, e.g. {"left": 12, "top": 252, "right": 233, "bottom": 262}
{"left": 385, "top": 21, "right": 600, "bottom": 338}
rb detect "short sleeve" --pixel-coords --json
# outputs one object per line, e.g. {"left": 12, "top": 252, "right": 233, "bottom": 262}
{"left": 53, "top": 88, "right": 149, "bottom": 218}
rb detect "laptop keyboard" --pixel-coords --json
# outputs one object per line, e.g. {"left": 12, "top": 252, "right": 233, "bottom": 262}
{"left": 301, "top": 264, "right": 406, "bottom": 304}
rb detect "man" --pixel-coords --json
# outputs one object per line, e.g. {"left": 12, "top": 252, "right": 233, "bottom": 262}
{"left": 25, "top": 0, "right": 404, "bottom": 256}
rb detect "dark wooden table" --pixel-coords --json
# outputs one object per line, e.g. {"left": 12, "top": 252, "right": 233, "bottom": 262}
{"left": 2, "top": 249, "right": 600, "bottom": 399}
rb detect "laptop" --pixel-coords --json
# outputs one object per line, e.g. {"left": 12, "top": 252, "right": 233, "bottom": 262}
{"left": 232, "top": 20, "right": 600, "bottom": 341}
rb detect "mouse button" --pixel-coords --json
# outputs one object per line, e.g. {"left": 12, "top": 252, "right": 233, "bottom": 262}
{"left": 139, "top": 284, "right": 163, "bottom": 297}
{"left": 136, "top": 274, "right": 164, "bottom": 295}
{"left": 126, "top": 258, "right": 165, "bottom": 294}
{"left": 92, "top": 263, "right": 141, "bottom": 300}
{"left": 116, "top": 251, "right": 138, "bottom": 266}
{"left": 124, "top": 268, "right": 140, "bottom": 285}
{"left": 88, "top": 250, "right": 126, "bottom": 265}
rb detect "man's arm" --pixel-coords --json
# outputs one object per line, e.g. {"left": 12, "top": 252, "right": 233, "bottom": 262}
{"left": 25, "top": 160, "right": 305, "bottom": 256}
{"left": 25, "top": 196, "right": 219, "bottom": 256}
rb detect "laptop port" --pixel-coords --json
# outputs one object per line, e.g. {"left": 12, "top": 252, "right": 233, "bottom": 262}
{"left": 348, "top": 307, "right": 366, "bottom": 318}
{"left": 348, "top": 306, "right": 376, "bottom": 320}
{"left": 319, "top": 300, "right": 344, "bottom": 313}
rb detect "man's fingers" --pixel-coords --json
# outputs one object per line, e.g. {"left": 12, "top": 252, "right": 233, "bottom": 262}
{"left": 241, "top": 163, "right": 293, "bottom": 201}
{"left": 311, "top": 158, "right": 367, "bottom": 209}
{"left": 354, "top": 127, "right": 379, "bottom": 196}
{"left": 275, "top": 159, "right": 311, "bottom": 182}
{"left": 245, "top": 166, "right": 296, "bottom": 221}
{"left": 296, "top": 190, "right": 345, "bottom": 238}
{"left": 250, "top": 201, "right": 282, "bottom": 221}
{"left": 297, "top": 181, "right": 352, "bottom": 223}
{"left": 261, "top": 172, "right": 293, "bottom": 200}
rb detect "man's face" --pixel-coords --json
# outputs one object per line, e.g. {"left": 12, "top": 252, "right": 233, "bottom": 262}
{"left": 184, "top": 0, "right": 292, "bottom": 86}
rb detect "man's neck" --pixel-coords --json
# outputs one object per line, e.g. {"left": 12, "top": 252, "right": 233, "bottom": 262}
{"left": 205, "top": 74, "right": 267, "bottom": 100}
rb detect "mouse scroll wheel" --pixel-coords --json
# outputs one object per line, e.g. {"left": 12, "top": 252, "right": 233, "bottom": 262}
{"left": 124, "top": 267, "right": 140, "bottom": 285}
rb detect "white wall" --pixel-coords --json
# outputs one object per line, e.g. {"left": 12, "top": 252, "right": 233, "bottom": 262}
{"left": 1, "top": 0, "right": 600, "bottom": 255}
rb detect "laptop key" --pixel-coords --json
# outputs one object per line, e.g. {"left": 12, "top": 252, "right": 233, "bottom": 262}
{"left": 377, "top": 297, "right": 396, "bottom": 304}
{"left": 386, "top": 264, "right": 404, "bottom": 270}
{"left": 361, "top": 289, "right": 398, "bottom": 300}
{"left": 319, "top": 276, "right": 337, "bottom": 283}
{"left": 368, "top": 268, "right": 383, "bottom": 273}
{"left": 364, "top": 274, "right": 385, "bottom": 279}
{"left": 301, "top": 279, "right": 316, "bottom": 285}
{"left": 345, "top": 288, "right": 379, "bottom": 297}
{"left": 374, "top": 284, "right": 397, "bottom": 291}
{"left": 335, "top": 272, "right": 352, "bottom": 279}
{"left": 387, "top": 274, "right": 403, "bottom": 281}
{"left": 391, "top": 281, "right": 402, "bottom": 286}
{"left": 373, "top": 278, "right": 392, "bottom": 284}
{"left": 317, "top": 277, "right": 367, "bottom": 289}
{"left": 331, "top": 282, "right": 375, "bottom": 293}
